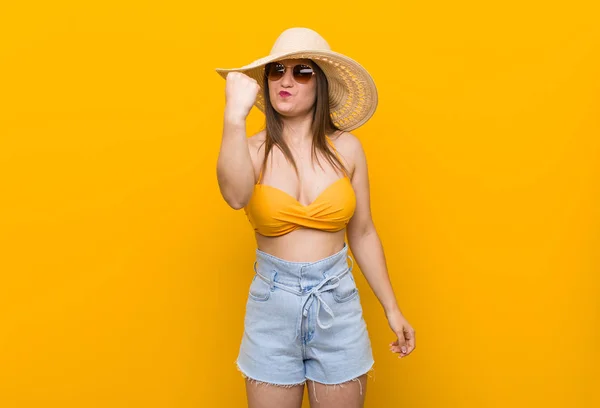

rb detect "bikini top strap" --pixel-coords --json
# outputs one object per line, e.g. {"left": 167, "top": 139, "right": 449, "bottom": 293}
{"left": 326, "top": 134, "right": 348, "bottom": 177}
{"left": 256, "top": 166, "right": 263, "bottom": 185}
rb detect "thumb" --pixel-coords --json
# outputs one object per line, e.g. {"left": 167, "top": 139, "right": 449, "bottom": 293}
{"left": 396, "top": 332, "right": 408, "bottom": 354}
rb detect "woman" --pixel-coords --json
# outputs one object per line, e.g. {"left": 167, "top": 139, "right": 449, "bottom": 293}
{"left": 215, "top": 27, "right": 415, "bottom": 408}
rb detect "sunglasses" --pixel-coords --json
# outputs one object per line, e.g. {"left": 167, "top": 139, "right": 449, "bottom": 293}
{"left": 265, "top": 62, "right": 315, "bottom": 84}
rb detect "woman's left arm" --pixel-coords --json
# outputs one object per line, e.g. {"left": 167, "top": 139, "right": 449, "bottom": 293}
{"left": 345, "top": 134, "right": 416, "bottom": 358}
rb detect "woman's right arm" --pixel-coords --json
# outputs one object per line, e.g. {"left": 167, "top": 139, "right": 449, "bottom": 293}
{"left": 216, "top": 72, "right": 261, "bottom": 209}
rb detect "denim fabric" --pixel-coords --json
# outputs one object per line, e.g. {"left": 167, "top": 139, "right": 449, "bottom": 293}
{"left": 236, "top": 243, "right": 374, "bottom": 385}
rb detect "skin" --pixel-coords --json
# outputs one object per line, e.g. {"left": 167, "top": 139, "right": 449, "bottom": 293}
{"left": 230, "top": 58, "right": 416, "bottom": 407}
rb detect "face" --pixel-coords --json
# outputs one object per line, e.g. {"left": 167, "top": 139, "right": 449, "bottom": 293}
{"left": 266, "top": 58, "right": 317, "bottom": 117}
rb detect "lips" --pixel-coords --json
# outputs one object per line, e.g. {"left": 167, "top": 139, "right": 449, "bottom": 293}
{"left": 279, "top": 91, "right": 291, "bottom": 97}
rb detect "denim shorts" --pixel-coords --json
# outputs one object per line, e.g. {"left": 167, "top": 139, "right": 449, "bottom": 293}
{"left": 235, "top": 243, "right": 375, "bottom": 391}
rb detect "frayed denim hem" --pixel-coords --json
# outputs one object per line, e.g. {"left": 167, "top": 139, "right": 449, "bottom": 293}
{"left": 235, "top": 359, "right": 375, "bottom": 403}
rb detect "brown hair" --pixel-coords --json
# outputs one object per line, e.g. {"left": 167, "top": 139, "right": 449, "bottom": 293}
{"left": 257, "top": 60, "right": 350, "bottom": 182}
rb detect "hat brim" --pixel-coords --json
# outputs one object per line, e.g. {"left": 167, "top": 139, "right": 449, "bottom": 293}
{"left": 215, "top": 50, "right": 378, "bottom": 131}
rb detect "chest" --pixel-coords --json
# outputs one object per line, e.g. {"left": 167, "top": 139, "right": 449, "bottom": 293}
{"left": 259, "top": 149, "right": 347, "bottom": 207}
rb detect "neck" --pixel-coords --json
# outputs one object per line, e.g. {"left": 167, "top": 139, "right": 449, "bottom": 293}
{"left": 281, "top": 112, "right": 314, "bottom": 147}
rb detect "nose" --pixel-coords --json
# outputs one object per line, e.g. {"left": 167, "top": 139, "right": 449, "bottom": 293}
{"left": 280, "top": 67, "right": 294, "bottom": 87}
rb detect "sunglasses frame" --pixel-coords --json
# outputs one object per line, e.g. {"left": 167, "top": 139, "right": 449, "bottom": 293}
{"left": 264, "top": 62, "right": 316, "bottom": 84}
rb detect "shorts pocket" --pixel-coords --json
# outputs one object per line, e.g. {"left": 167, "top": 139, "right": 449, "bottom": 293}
{"left": 248, "top": 274, "right": 271, "bottom": 302}
{"left": 332, "top": 272, "right": 358, "bottom": 303}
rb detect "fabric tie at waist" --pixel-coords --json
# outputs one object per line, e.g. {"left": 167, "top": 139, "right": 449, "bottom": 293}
{"left": 253, "top": 255, "right": 354, "bottom": 340}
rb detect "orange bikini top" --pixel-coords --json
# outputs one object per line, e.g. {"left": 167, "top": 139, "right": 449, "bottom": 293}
{"left": 244, "top": 136, "right": 356, "bottom": 237}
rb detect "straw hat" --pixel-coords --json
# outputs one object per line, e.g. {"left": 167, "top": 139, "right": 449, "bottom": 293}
{"left": 215, "top": 27, "right": 378, "bottom": 131}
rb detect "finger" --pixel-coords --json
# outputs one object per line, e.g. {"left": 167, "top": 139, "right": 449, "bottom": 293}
{"left": 389, "top": 338, "right": 402, "bottom": 348}
{"left": 396, "top": 332, "right": 408, "bottom": 354}
{"left": 389, "top": 341, "right": 403, "bottom": 354}
{"left": 404, "top": 328, "right": 416, "bottom": 352}
{"left": 390, "top": 339, "right": 406, "bottom": 358}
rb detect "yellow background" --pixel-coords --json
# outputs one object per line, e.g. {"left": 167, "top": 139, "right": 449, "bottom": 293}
{"left": 1, "top": 1, "right": 599, "bottom": 407}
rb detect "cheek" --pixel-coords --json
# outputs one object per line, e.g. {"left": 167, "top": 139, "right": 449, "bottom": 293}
{"left": 295, "top": 93, "right": 316, "bottom": 110}
{"left": 303, "top": 90, "right": 317, "bottom": 109}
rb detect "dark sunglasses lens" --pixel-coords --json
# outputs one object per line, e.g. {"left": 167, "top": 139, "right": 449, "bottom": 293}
{"left": 293, "top": 65, "right": 314, "bottom": 83}
{"left": 266, "top": 63, "right": 314, "bottom": 83}
{"left": 266, "top": 63, "right": 285, "bottom": 81}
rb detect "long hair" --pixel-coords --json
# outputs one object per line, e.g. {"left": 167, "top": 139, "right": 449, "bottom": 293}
{"left": 257, "top": 61, "right": 350, "bottom": 182}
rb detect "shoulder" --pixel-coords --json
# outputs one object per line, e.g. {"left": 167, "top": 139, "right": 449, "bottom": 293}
{"left": 328, "top": 130, "right": 366, "bottom": 172}
{"left": 329, "top": 129, "right": 364, "bottom": 154}
{"left": 248, "top": 129, "right": 267, "bottom": 150}
{"left": 247, "top": 129, "right": 267, "bottom": 162}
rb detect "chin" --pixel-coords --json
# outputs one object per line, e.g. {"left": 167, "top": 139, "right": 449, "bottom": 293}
{"left": 273, "top": 105, "right": 295, "bottom": 116}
